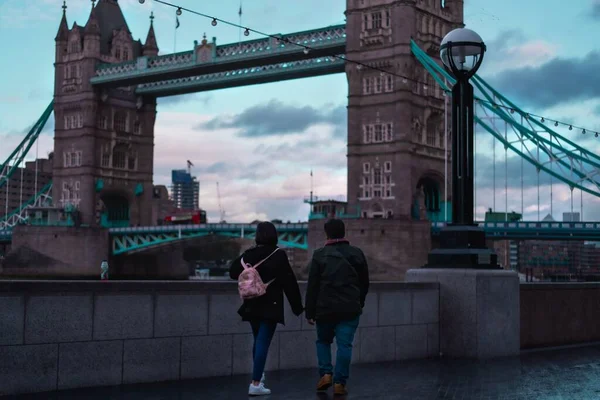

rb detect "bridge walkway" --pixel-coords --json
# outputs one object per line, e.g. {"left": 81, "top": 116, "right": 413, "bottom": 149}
{"left": 12, "top": 344, "right": 600, "bottom": 399}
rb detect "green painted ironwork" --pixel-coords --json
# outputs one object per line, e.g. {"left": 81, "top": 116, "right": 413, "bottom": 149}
{"left": 0, "top": 182, "right": 53, "bottom": 229}
{"left": 410, "top": 40, "right": 600, "bottom": 198}
{"left": 92, "top": 24, "right": 346, "bottom": 85}
{"left": 109, "top": 223, "right": 310, "bottom": 255}
{"left": 0, "top": 102, "right": 53, "bottom": 191}
{"left": 136, "top": 55, "right": 344, "bottom": 96}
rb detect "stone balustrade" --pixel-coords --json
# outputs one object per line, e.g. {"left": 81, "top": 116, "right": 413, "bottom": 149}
{"left": 0, "top": 280, "right": 439, "bottom": 396}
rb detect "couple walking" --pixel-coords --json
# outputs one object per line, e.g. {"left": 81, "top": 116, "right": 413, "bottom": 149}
{"left": 229, "top": 219, "right": 370, "bottom": 396}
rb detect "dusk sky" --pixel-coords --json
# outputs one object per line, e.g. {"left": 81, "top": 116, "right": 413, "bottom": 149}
{"left": 1, "top": 0, "right": 600, "bottom": 223}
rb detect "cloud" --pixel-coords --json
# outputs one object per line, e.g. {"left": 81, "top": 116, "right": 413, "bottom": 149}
{"left": 153, "top": 110, "right": 346, "bottom": 222}
{"left": 591, "top": 0, "right": 600, "bottom": 18}
{"left": 487, "top": 50, "right": 600, "bottom": 109}
{"left": 157, "top": 94, "right": 212, "bottom": 107}
{"left": 198, "top": 100, "right": 346, "bottom": 138}
{"left": 478, "top": 30, "right": 557, "bottom": 76}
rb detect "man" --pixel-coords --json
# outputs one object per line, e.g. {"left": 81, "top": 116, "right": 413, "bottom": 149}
{"left": 305, "top": 218, "right": 370, "bottom": 396}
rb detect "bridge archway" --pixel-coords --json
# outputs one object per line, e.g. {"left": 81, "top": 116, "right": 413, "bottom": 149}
{"left": 100, "top": 193, "right": 130, "bottom": 228}
{"left": 413, "top": 173, "right": 444, "bottom": 220}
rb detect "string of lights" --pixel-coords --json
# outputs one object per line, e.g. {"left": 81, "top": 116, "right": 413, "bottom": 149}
{"left": 140, "top": 0, "right": 600, "bottom": 139}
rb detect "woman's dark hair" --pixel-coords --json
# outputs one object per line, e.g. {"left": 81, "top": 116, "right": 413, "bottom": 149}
{"left": 255, "top": 221, "right": 278, "bottom": 246}
{"left": 324, "top": 218, "right": 345, "bottom": 239}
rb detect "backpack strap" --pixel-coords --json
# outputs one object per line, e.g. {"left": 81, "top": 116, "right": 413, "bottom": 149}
{"left": 240, "top": 248, "right": 279, "bottom": 270}
{"left": 251, "top": 248, "right": 279, "bottom": 270}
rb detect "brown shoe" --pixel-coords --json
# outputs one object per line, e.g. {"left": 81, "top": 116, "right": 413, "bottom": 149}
{"left": 316, "top": 374, "right": 332, "bottom": 391}
{"left": 334, "top": 383, "right": 348, "bottom": 396}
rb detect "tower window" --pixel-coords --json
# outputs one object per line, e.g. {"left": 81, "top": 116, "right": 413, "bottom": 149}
{"left": 385, "top": 75, "right": 393, "bottom": 92}
{"left": 372, "top": 12, "right": 382, "bottom": 29}
{"left": 112, "top": 146, "right": 127, "bottom": 169}
{"left": 134, "top": 120, "right": 141, "bottom": 135}
{"left": 374, "top": 77, "right": 382, "bottom": 93}
{"left": 374, "top": 168, "right": 382, "bottom": 185}
{"left": 374, "top": 124, "right": 383, "bottom": 142}
{"left": 69, "top": 41, "right": 79, "bottom": 53}
{"left": 363, "top": 125, "right": 373, "bottom": 143}
{"left": 386, "top": 123, "right": 393, "bottom": 141}
{"left": 363, "top": 162, "right": 370, "bottom": 173}
{"left": 385, "top": 10, "right": 391, "bottom": 27}
{"left": 97, "top": 115, "right": 108, "bottom": 130}
{"left": 363, "top": 77, "right": 372, "bottom": 94}
{"left": 115, "top": 46, "right": 121, "bottom": 60}
{"left": 123, "top": 47, "right": 129, "bottom": 61}
{"left": 101, "top": 152, "right": 110, "bottom": 167}
{"left": 113, "top": 111, "right": 128, "bottom": 132}
{"left": 384, "top": 161, "right": 392, "bottom": 172}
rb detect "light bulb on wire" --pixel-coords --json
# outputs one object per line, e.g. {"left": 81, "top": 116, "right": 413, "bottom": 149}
{"left": 176, "top": 7, "right": 182, "bottom": 16}
{"left": 138, "top": 0, "right": 145, "bottom": 3}
{"left": 211, "top": 18, "right": 218, "bottom": 26}
{"left": 244, "top": 28, "right": 250, "bottom": 36}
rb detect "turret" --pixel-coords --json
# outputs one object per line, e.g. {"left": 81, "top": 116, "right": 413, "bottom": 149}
{"left": 55, "top": 1, "right": 69, "bottom": 60}
{"left": 84, "top": 1, "right": 101, "bottom": 56}
{"left": 444, "top": 0, "right": 464, "bottom": 25}
{"left": 143, "top": 12, "right": 159, "bottom": 57}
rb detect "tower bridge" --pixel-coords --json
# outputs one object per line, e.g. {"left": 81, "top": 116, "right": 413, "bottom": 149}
{"left": 1, "top": 0, "right": 599, "bottom": 279}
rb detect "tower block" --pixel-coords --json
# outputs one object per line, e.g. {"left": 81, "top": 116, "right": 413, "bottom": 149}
{"left": 53, "top": 0, "right": 158, "bottom": 227}
{"left": 309, "top": 0, "right": 464, "bottom": 279}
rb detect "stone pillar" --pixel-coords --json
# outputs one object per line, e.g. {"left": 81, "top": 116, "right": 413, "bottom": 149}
{"left": 405, "top": 268, "right": 520, "bottom": 358}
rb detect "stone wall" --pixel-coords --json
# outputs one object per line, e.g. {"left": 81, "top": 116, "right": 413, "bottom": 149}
{"left": 0, "top": 280, "right": 439, "bottom": 396}
{"left": 521, "top": 283, "right": 600, "bottom": 349}
{"left": 1, "top": 226, "right": 109, "bottom": 279}
{"left": 309, "top": 218, "right": 431, "bottom": 280}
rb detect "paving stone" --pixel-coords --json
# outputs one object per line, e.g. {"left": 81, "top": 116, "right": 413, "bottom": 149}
{"left": 11, "top": 344, "right": 600, "bottom": 400}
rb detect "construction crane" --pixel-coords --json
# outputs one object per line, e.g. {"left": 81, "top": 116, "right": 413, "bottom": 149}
{"left": 216, "top": 181, "right": 226, "bottom": 223}
{"left": 186, "top": 160, "right": 194, "bottom": 174}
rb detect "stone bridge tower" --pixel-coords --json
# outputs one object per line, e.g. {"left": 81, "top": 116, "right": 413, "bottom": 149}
{"left": 53, "top": 0, "right": 157, "bottom": 227}
{"left": 345, "top": 0, "right": 463, "bottom": 221}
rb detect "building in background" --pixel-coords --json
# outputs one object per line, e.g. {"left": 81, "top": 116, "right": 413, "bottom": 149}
{"left": 0, "top": 157, "right": 53, "bottom": 218}
{"left": 563, "top": 212, "right": 581, "bottom": 222}
{"left": 171, "top": 169, "right": 199, "bottom": 210}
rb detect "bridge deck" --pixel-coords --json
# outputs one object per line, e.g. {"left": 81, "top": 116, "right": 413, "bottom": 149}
{"left": 13, "top": 344, "right": 600, "bottom": 399}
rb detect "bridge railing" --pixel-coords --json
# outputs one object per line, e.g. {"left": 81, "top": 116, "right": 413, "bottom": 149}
{"left": 431, "top": 221, "right": 600, "bottom": 230}
{"left": 109, "top": 223, "right": 309, "bottom": 234}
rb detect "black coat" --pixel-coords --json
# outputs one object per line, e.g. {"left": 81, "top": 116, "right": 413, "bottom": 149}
{"left": 229, "top": 245, "right": 304, "bottom": 325}
{"left": 305, "top": 241, "right": 370, "bottom": 322}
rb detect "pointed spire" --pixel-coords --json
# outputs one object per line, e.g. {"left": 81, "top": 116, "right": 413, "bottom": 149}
{"left": 55, "top": 1, "right": 69, "bottom": 41}
{"left": 85, "top": 0, "right": 100, "bottom": 36}
{"left": 143, "top": 12, "right": 159, "bottom": 56}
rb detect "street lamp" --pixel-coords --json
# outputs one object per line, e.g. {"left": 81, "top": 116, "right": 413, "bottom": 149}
{"left": 425, "top": 28, "right": 498, "bottom": 269}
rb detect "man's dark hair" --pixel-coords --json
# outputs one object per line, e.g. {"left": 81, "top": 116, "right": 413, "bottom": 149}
{"left": 324, "top": 218, "right": 345, "bottom": 239}
{"left": 255, "top": 221, "right": 278, "bottom": 246}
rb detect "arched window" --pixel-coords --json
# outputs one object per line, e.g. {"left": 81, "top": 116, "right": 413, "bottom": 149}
{"left": 418, "top": 178, "right": 440, "bottom": 212}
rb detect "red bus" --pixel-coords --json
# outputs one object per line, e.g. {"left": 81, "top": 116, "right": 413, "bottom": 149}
{"left": 164, "top": 209, "right": 207, "bottom": 225}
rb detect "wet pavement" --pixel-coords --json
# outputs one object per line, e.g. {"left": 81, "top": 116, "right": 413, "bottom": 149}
{"left": 8, "top": 344, "right": 600, "bottom": 400}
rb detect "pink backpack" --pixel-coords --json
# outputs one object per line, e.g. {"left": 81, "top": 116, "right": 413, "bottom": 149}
{"left": 238, "top": 248, "right": 279, "bottom": 300}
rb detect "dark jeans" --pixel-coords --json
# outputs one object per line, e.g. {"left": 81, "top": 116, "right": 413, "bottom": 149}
{"left": 250, "top": 319, "right": 277, "bottom": 382}
{"left": 316, "top": 316, "right": 360, "bottom": 385}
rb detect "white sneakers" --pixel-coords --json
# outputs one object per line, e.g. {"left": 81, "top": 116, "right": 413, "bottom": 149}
{"left": 248, "top": 382, "right": 271, "bottom": 396}
{"left": 248, "top": 373, "right": 270, "bottom": 396}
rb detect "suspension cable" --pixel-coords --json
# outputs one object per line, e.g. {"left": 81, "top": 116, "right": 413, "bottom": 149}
{"left": 505, "top": 117, "right": 508, "bottom": 221}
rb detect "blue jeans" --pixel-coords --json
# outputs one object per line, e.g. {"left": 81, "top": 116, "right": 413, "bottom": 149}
{"left": 250, "top": 320, "right": 277, "bottom": 382}
{"left": 316, "top": 316, "right": 360, "bottom": 385}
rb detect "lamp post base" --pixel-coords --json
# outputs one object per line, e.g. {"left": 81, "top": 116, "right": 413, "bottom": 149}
{"left": 425, "top": 225, "right": 499, "bottom": 269}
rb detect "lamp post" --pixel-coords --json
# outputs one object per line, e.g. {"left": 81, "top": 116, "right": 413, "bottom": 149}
{"left": 425, "top": 28, "right": 498, "bottom": 269}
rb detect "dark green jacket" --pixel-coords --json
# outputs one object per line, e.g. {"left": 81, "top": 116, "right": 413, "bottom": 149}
{"left": 305, "top": 241, "right": 370, "bottom": 322}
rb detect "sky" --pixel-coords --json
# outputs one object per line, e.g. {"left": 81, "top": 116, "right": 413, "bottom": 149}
{"left": 1, "top": 0, "right": 600, "bottom": 223}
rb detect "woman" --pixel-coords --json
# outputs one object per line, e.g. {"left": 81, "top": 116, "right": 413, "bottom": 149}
{"left": 229, "top": 221, "right": 304, "bottom": 396}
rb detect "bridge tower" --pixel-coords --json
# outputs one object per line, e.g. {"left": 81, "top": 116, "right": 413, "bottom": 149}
{"left": 345, "top": 0, "right": 463, "bottom": 221}
{"left": 52, "top": 0, "right": 157, "bottom": 227}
